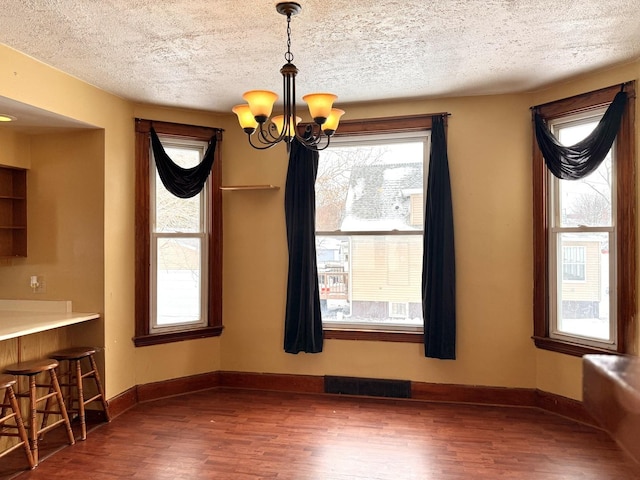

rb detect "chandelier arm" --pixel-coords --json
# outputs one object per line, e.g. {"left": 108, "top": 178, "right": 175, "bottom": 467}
{"left": 256, "top": 124, "right": 273, "bottom": 144}
{"left": 296, "top": 133, "right": 331, "bottom": 151}
{"left": 256, "top": 122, "right": 281, "bottom": 145}
{"left": 294, "top": 122, "right": 319, "bottom": 146}
{"left": 303, "top": 123, "right": 318, "bottom": 141}
{"left": 313, "top": 136, "right": 331, "bottom": 151}
{"left": 247, "top": 132, "right": 278, "bottom": 150}
{"left": 271, "top": 123, "right": 287, "bottom": 143}
{"left": 291, "top": 122, "right": 332, "bottom": 151}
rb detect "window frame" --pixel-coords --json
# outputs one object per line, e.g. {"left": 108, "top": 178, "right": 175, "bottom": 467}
{"left": 320, "top": 114, "right": 447, "bottom": 344}
{"left": 149, "top": 136, "right": 210, "bottom": 334}
{"left": 134, "top": 119, "right": 223, "bottom": 347}
{"left": 532, "top": 84, "right": 636, "bottom": 356}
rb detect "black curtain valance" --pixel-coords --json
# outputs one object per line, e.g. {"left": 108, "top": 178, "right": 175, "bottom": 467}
{"left": 534, "top": 89, "right": 627, "bottom": 180}
{"left": 150, "top": 126, "right": 217, "bottom": 198}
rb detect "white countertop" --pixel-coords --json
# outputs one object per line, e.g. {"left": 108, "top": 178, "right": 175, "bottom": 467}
{"left": 0, "top": 299, "right": 99, "bottom": 342}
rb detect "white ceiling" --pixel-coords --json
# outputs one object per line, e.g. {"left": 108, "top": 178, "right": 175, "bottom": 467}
{"left": 1, "top": 0, "right": 640, "bottom": 126}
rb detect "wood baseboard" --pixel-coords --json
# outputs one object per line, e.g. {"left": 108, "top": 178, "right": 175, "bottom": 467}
{"left": 106, "top": 371, "right": 597, "bottom": 428}
{"left": 218, "top": 371, "right": 324, "bottom": 393}
{"left": 137, "top": 371, "right": 221, "bottom": 403}
{"left": 107, "top": 385, "right": 138, "bottom": 418}
{"left": 411, "top": 381, "right": 536, "bottom": 406}
{"left": 535, "top": 389, "right": 596, "bottom": 426}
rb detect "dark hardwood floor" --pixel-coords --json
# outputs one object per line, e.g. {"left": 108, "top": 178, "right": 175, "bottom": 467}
{"left": 2, "top": 388, "right": 639, "bottom": 479}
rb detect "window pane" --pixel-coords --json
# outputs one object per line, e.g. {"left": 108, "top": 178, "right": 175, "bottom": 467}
{"left": 556, "top": 121, "right": 613, "bottom": 228}
{"left": 317, "top": 235, "right": 423, "bottom": 328}
{"left": 316, "top": 135, "right": 426, "bottom": 331}
{"left": 154, "top": 146, "right": 202, "bottom": 233}
{"left": 555, "top": 232, "right": 611, "bottom": 341}
{"left": 562, "top": 246, "right": 586, "bottom": 281}
{"left": 156, "top": 237, "right": 202, "bottom": 326}
{"left": 316, "top": 142, "right": 424, "bottom": 232}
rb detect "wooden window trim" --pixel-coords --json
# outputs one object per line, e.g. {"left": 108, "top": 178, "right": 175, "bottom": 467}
{"left": 320, "top": 113, "right": 444, "bottom": 343}
{"left": 532, "top": 83, "right": 637, "bottom": 356}
{"left": 324, "top": 329, "right": 424, "bottom": 343}
{"left": 133, "top": 119, "right": 224, "bottom": 347}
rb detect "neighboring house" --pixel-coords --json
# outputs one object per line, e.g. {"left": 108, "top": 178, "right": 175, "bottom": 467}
{"left": 560, "top": 237, "right": 606, "bottom": 319}
{"left": 317, "top": 162, "right": 423, "bottom": 321}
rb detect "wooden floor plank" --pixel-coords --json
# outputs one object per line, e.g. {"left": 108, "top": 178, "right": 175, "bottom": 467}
{"left": 2, "top": 388, "right": 639, "bottom": 479}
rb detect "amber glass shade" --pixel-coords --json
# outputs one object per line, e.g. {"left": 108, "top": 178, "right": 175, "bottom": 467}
{"left": 232, "top": 104, "right": 259, "bottom": 133}
{"left": 272, "top": 114, "right": 301, "bottom": 138}
{"left": 302, "top": 93, "right": 337, "bottom": 124}
{"left": 243, "top": 90, "right": 278, "bottom": 123}
{"left": 322, "top": 108, "right": 345, "bottom": 135}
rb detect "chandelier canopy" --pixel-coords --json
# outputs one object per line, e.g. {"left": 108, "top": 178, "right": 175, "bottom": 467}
{"left": 232, "top": 2, "right": 345, "bottom": 151}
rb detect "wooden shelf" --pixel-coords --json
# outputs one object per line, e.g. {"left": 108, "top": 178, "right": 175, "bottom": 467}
{"left": 0, "top": 165, "right": 27, "bottom": 257}
{"left": 220, "top": 184, "right": 280, "bottom": 191}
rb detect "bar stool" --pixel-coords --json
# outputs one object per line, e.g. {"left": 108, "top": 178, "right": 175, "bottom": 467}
{"left": 4, "top": 358, "right": 75, "bottom": 465}
{"left": 0, "top": 374, "right": 35, "bottom": 470}
{"left": 47, "top": 347, "right": 111, "bottom": 440}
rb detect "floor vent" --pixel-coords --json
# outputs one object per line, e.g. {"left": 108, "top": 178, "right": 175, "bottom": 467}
{"left": 324, "top": 376, "right": 411, "bottom": 399}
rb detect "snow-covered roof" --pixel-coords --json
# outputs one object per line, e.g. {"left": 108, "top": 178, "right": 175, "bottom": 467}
{"left": 341, "top": 163, "right": 423, "bottom": 232}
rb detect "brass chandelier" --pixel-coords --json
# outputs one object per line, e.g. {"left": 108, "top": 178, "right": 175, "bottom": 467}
{"left": 232, "top": 2, "right": 345, "bottom": 151}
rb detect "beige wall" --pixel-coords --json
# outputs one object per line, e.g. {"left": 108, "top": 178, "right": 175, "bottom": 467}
{"left": 0, "top": 129, "right": 30, "bottom": 169}
{"left": 221, "top": 93, "right": 538, "bottom": 389}
{"left": 0, "top": 44, "right": 638, "bottom": 403}
{"left": 0, "top": 130, "right": 105, "bottom": 309}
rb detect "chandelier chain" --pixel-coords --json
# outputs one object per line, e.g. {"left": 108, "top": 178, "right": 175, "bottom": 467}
{"left": 285, "top": 13, "right": 294, "bottom": 63}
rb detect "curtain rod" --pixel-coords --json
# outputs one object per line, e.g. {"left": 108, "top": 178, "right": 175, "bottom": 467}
{"left": 529, "top": 82, "right": 630, "bottom": 111}
{"left": 136, "top": 118, "right": 225, "bottom": 133}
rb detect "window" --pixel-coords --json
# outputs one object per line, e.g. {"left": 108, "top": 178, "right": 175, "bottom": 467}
{"left": 533, "top": 84, "right": 636, "bottom": 355}
{"left": 316, "top": 115, "right": 438, "bottom": 343}
{"left": 134, "top": 120, "right": 223, "bottom": 346}
{"left": 549, "top": 113, "right": 614, "bottom": 346}
{"left": 151, "top": 138, "right": 209, "bottom": 332}
{"left": 561, "top": 246, "right": 586, "bottom": 282}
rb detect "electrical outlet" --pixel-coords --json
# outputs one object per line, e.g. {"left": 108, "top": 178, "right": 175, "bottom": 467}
{"left": 30, "top": 275, "right": 46, "bottom": 293}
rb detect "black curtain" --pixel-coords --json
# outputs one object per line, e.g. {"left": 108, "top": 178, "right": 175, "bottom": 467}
{"left": 283, "top": 139, "right": 324, "bottom": 354}
{"left": 534, "top": 90, "right": 627, "bottom": 180}
{"left": 422, "top": 115, "right": 456, "bottom": 359}
{"left": 150, "top": 126, "right": 217, "bottom": 198}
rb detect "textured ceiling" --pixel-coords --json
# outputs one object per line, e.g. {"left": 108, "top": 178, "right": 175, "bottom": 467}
{"left": 1, "top": 0, "right": 640, "bottom": 118}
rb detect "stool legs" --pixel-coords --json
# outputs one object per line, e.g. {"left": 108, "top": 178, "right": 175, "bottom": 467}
{"left": 50, "top": 368, "right": 76, "bottom": 446}
{"left": 47, "top": 351, "right": 111, "bottom": 441}
{"left": 27, "top": 374, "right": 37, "bottom": 461}
{"left": 74, "top": 359, "right": 86, "bottom": 440}
{"left": 25, "top": 369, "right": 75, "bottom": 464}
{"left": 87, "top": 354, "right": 111, "bottom": 422}
{"left": 0, "top": 381, "right": 35, "bottom": 470}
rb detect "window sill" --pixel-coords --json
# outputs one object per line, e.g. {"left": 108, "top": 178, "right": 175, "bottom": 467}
{"left": 133, "top": 325, "right": 224, "bottom": 347}
{"left": 324, "top": 328, "right": 423, "bottom": 343}
{"left": 532, "top": 335, "right": 619, "bottom": 357}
